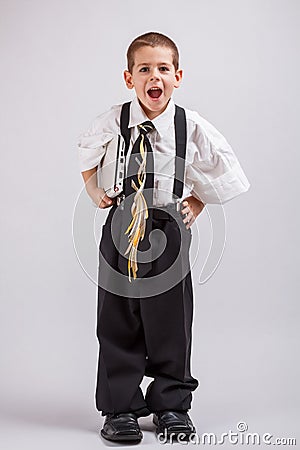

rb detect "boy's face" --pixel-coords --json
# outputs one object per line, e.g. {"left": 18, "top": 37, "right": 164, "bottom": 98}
{"left": 124, "top": 45, "right": 183, "bottom": 120}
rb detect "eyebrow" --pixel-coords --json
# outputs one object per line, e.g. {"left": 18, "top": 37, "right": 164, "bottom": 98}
{"left": 136, "top": 62, "right": 172, "bottom": 67}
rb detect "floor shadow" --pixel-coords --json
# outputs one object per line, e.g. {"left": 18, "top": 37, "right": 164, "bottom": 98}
{"left": 0, "top": 401, "right": 157, "bottom": 436}
{"left": 0, "top": 401, "right": 99, "bottom": 433}
{"left": 139, "top": 416, "right": 156, "bottom": 432}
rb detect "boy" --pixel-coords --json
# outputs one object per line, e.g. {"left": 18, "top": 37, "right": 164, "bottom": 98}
{"left": 78, "top": 32, "right": 249, "bottom": 443}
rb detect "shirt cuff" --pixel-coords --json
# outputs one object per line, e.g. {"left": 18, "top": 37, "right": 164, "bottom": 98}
{"left": 191, "top": 162, "right": 250, "bottom": 204}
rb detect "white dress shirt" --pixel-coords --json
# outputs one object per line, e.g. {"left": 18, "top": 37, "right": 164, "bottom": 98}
{"left": 77, "top": 96, "right": 250, "bottom": 206}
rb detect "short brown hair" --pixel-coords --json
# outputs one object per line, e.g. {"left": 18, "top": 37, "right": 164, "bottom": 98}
{"left": 126, "top": 32, "right": 179, "bottom": 73}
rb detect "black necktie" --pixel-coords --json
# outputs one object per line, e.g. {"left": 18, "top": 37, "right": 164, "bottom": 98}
{"left": 120, "top": 121, "right": 155, "bottom": 281}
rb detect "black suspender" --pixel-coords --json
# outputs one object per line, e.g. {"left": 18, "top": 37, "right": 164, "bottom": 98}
{"left": 120, "top": 102, "right": 131, "bottom": 155}
{"left": 120, "top": 101, "right": 187, "bottom": 199}
{"left": 173, "top": 105, "right": 187, "bottom": 200}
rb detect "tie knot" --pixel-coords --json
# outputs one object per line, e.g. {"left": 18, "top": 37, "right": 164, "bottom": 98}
{"left": 138, "top": 121, "right": 155, "bottom": 135}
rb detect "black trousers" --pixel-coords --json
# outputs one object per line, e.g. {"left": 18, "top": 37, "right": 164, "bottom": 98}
{"left": 95, "top": 204, "right": 199, "bottom": 417}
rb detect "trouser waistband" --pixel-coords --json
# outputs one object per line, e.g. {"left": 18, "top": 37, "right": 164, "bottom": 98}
{"left": 116, "top": 194, "right": 182, "bottom": 211}
{"left": 115, "top": 194, "right": 183, "bottom": 220}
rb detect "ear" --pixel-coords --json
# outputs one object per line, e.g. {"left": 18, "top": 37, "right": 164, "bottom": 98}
{"left": 124, "top": 70, "right": 134, "bottom": 89}
{"left": 174, "top": 69, "right": 183, "bottom": 89}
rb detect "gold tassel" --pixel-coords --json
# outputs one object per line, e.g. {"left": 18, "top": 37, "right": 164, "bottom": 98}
{"left": 124, "top": 134, "right": 150, "bottom": 281}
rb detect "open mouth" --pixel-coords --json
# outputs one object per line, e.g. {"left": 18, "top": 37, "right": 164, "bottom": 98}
{"left": 147, "top": 87, "right": 162, "bottom": 99}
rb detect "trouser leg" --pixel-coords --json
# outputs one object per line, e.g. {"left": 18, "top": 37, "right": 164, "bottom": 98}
{"left": 142, "top": 271, "right": 198, "bottom": 412}
{"left": 95, "top": 288, "right": 150, "bottom": 416}
{"left": 140, "top": 216, "right": 198, "bottom": 412}
{"left": 95, "top": 207, "right": 150, "bottom": 416}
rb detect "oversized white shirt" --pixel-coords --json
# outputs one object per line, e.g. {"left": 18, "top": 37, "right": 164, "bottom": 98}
{"left": 77, "top": 96, "right": 250, "bottom": 206}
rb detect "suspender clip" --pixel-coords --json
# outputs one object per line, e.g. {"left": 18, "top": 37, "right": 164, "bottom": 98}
{"left": 175, "top": 198, "right": 182, "bottom": 212}
{"left": 116, "top": 194, "right": 125, "bottom": 209}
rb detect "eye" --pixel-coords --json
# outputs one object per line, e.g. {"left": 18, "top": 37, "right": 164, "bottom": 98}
{"left": 159, "top": 66, "right": 169, "bottom": 72}
{"left": 139, "top": 67, "right": 149, "bottom": 72}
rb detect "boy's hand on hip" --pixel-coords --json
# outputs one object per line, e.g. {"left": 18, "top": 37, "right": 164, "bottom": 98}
{"left": 181, "top": 196, "right": 205, "bottom": 229}
{"left": 89, "top": 187, "right": 114, "bottom": 209}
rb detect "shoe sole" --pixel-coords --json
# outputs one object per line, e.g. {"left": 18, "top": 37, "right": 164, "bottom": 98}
{"left": 155, "top": 428, "right": 195, "bottom": 442}
{"left": 155, "top": 428, "right": 195, "bottom": 436}
{"left": 100, "top": 429, "right": 143, "bottom": 442}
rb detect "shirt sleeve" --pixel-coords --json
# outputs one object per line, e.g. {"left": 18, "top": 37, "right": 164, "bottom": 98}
{"left": 186, "top": 113, "right": 250, "bottom": 204}
{"left": 77, "top": 104, "right": 121, "bottom": 172}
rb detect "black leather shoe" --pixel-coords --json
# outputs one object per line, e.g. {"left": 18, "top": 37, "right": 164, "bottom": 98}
{"left": 100, "top": 412, "right": 143, "bottom": 442}
{"left": 153, "top": 410, "right": 196, "bottom": 440}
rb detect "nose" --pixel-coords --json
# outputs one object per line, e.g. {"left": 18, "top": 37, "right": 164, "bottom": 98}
{"left": 149, "top": 67, "right": 160, "bottom": 81}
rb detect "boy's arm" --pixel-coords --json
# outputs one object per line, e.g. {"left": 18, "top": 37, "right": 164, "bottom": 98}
{"left": 181, "top": 195, "right": 205, "bottom": 230}
{"left": 81, "top": 167, "right": 113, "bottom": 209}
{"left": 185, "top": 112, "right": 250, "bottom": 205}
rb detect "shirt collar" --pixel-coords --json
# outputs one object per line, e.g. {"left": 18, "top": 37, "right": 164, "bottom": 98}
{"left": 128, "top": 96, "right": 175, "bottom": 138}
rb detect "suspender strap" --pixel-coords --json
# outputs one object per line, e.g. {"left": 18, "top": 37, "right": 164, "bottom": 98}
{"left": 173, "top": 105, "right": 187, "bottom": 199}
{"left": 120, "top": 102, "right": 131, "bottom": 154}
{"left": 120, "top": 101, "right": 187, "bottom": 199}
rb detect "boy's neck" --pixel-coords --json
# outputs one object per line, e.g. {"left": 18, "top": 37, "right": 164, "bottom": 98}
{"left": 138, "top": 97, "right": 171, "bottom": 121}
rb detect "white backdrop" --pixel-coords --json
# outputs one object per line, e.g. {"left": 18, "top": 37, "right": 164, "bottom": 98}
{"left": 0, "top": 0, "right": 299, "bottom": 448}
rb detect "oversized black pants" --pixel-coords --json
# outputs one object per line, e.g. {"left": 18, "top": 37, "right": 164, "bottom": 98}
{"left": 95, "top": 204, "right": 199, "bottom": 417}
